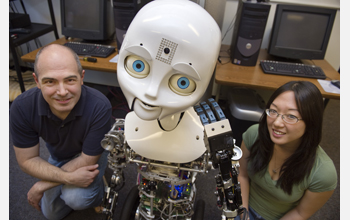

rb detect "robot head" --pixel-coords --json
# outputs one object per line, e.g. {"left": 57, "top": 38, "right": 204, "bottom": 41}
{"left": 117, "top": 0, "right": 221, "bottom": 120}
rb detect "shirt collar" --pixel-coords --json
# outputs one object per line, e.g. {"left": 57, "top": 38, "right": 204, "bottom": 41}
{"left": 74, "top": 85, "right": 86, "bottom": 116}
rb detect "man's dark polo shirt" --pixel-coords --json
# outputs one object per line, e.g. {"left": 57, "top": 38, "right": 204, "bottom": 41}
{"left": 10, "top": 85, "right": 112, "bottom": 161}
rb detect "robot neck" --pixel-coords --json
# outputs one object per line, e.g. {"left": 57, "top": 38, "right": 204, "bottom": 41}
{"left": 158, "top": 112, "right": 183, "bottom": 131}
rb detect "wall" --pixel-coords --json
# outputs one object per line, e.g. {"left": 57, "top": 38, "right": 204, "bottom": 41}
{"left": 9, "top": 0, "right": 60, "bottom": 47}
{"left": 10, "top": 0, "right": 121, "bottom": 86}
{"left": 11, "top": 0, "right": 340, "bottom": 81}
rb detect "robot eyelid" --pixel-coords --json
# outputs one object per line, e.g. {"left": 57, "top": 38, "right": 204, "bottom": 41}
{"left": 172, "top": 62, "right": 201, "bottom": 81}
{"left": 125, "top": 46, "right": 152, "bottom": 61}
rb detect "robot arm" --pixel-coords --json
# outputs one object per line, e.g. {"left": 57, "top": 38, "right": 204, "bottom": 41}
{"left": 100, "top": 119, "right": 127, "bottom": 219}
{"left": 194, "top": 98, "right": 245, "bottom": 219}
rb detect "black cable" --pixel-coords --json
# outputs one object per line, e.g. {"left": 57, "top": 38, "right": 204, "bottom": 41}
{"left": 26, "top": 42, "right": 31, "bottom": 54}
{"left": 309, "top": 59, "right": 316, "bottom": 65}
{"left": 222, "top": 0, "right": 243, "bottom": 43}
{"left": 241, "top": 207, "right": 249, "bottom": 220}
{"left": 218, "top": 56, "right": 222, "bottom": 64}
{"left": 37, "top": 39, "right": 43, "bottom": 48}
{"left": 218, "top": 48, "right": 232, "bottom": 65}
{"left": 33, "top": 38, "right": 43, "bottom": 49}
{"left": 222, "top": 13, "right": 237, "bottom": 42}
{"left": 34, "top": 40, "right": 38, "bottom": 48}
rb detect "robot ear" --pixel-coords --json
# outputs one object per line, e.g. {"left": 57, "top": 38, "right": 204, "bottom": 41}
{"left": 125, "top": 45, "right": 152, "bottom": 61}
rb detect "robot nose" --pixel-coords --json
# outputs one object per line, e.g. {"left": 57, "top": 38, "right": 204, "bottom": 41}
{"left": 145, "top": 81, "right": 160, "bottom": 99}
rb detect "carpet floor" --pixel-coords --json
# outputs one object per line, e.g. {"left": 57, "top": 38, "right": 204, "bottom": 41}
{"left": 9, "top": 86, "right": 340, "bottom": 220}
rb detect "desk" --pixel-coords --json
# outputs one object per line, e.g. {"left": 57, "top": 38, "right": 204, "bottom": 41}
{"left": 22, "top": 40, "right": 340, "bottom": 100}
{"left": 21, "top": 37, "right": 119, "bottom": 73}
{"left": 215, "top": 46, "right": 340, "bottom": 100}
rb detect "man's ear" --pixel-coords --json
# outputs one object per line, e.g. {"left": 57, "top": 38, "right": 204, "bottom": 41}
{"left": 80, "top": 70, "right": 85, "bottom": 85}
{"left": 32, "top": 73, "right": 41, "bottom": 89}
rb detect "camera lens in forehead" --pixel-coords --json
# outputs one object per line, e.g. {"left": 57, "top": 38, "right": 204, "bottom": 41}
{"left": 164, "top": 48, "right": 170, "bottom": 54}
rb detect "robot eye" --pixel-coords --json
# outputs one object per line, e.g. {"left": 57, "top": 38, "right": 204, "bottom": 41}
{"left": 169, "top": 74, "right": 196, "bottom": 96}
{"left": 125, "top": 55, "right": 150, "bottom": 78}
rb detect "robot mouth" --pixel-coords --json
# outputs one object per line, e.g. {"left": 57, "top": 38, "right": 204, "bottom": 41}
{"left": 142, "top": 101, "right": 155, "bottom": 108}
{"left": 140, "top": 101, "right": 159, "bottom": 110}
{"left": 135, "top": 98, "right": 160, "bottom": 111}
{"left": 132, "top": 98, "right": 162, "bottom": 120}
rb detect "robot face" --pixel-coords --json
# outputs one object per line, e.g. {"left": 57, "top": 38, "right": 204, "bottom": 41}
{"left": 117, "top": 0, "right": 221, "bottom": 120}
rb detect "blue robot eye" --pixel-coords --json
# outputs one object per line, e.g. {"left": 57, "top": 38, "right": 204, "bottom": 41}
{"left": 132, "top": 60, "right": 145, "bottom": 72}
{"left": 125, "top": 55, "right": 150, "bottom": 78}
{"left": 177, "top": 77, "right": 190, "bottom": 89}
{"left": 169, "top": 74, "right": 196, "bottom": 96}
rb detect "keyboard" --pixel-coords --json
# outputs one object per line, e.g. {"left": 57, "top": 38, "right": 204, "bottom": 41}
{"left": 63, "top": 42, "right": 115, "bottom": 58}
{"left": 260, "top": 60, "right": 326, "bottom": 79}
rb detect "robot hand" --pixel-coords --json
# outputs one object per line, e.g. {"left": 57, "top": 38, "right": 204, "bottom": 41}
{"left": 195, "top": 98, "right": 245, "bottom": 219}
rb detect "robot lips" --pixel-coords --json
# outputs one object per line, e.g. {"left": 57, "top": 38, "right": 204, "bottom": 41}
{"left": 136, "top": 99, "right": 158, "bottom": 110}
{"left": 124, "top": 107, "right": 206, "bottom": 163}
{"left": 133, "top": 98, "right": 162, "bottom": 121}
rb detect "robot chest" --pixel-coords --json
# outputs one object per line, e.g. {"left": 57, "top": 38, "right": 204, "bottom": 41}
{"left": 124, "top": 109, "right": 206, "bottom": 163}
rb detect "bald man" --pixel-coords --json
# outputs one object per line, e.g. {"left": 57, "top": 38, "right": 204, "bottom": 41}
{"left": 10, "top": 44, "right": 112, "bottom": 219}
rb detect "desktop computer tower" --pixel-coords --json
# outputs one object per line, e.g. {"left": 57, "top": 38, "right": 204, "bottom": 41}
{"left": 113, "top": 0, "right": 153, "bottom": 50}
{"left": 230, "top": 0, "right": 270, "bottom": 66}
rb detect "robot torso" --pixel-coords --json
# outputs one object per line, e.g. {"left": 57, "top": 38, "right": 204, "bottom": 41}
{"left": 124, "top": 107, "right": 207, "bottom": 163}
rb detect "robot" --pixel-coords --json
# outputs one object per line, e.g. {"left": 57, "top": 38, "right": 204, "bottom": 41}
{"left": 100, "top": 0, "right": 246, "bottom": 219}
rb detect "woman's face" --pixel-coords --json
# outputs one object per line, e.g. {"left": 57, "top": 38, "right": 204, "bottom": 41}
{"left": 267, "top": 91, "right": 306, "bottom": 149}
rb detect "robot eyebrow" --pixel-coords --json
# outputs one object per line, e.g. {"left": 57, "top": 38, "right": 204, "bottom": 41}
{"left": 125, "top": 46, "right": 152, "bottom": 60}
{"left": 172, "top": 62, "right": 201, "bottom": 81}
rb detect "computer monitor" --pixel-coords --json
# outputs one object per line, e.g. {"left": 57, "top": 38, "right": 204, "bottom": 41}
{"left": 60, "top": 0, "right": 115, "bottom": 42}
{"left": 268, "top": 4, "right": 336, "bottom": 60}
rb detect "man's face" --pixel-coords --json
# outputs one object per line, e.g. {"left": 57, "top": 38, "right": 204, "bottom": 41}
{"left": 33, "top": 46, "right": 84, "bottom": 120}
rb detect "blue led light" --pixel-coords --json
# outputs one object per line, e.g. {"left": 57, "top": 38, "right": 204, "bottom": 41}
{"left": 175, "top": 184, "right": 184, "bottom": 198}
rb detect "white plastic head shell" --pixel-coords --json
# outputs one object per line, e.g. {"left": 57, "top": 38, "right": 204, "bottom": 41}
{"left": 117, "top": 0, "right": 221, "bottom": 120}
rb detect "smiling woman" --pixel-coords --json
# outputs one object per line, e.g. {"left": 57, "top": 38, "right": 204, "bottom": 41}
{"left": 266, "top": 91, "right": 306, "bottom": 151}
{"left": 236, "top": 81, "right": 337, "bottom": 220}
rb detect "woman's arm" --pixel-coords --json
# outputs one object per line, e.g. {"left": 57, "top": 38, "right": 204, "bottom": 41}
{"left": 280, "top": 189, "right": 334, "bottom": 220}
{"left": 238, "top": 141, "right": 251, "bottom": 215}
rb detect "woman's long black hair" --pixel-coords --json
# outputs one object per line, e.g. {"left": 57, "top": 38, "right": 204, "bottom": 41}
{"left": 248, "top": 81, "right": 324, "bottom": 195}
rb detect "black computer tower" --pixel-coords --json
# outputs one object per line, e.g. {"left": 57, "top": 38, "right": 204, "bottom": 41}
{"left": 230, "top": 0, "right": 270, "bottom": 66}
{"left": 113, "top": 0, "right": 153, "bottom": 50}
